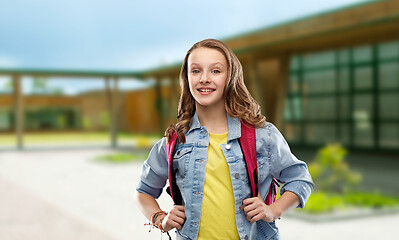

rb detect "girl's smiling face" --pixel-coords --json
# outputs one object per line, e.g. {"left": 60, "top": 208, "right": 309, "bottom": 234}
{"left": 187, "top": 47, "right": 229, "bottom": 110}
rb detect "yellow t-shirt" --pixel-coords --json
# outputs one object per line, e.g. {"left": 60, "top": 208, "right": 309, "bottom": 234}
{"left": 197, "top": 132, "right": 240, "bottom": 239}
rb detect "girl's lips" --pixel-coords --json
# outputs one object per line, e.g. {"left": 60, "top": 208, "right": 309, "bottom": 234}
{"left": 197, "top": 88, "right": 215, "bottom": 95}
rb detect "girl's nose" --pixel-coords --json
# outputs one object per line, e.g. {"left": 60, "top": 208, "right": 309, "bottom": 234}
{"left": 200, "top": 73, "right": 210, "bottom": 83}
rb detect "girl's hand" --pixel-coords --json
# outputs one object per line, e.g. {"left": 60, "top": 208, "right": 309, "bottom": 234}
{"left": 162, "top": 205, "right": 186, "bottom": 231}
{"left": 240, "top": 196, "right": 278, "bottom": 223}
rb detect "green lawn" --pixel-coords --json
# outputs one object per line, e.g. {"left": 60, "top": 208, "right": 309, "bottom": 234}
{"left": 0, "top": 132, "right": 161, "bottom": 145}
{"left": 298, "top": 191, "right": 399, "bottom": 214}
{"left": 95, "top": 152, "right": 149, "bottom": 163}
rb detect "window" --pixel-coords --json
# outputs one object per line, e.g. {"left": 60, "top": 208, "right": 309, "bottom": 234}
{"left": 378, "top": 42, "right": 399, "bottom": 60}
{"left": 284, "top": 41, "right": 399, "bottom": 151}
{"left": 379, "top": 62, "right": 399, "bottom": 89}
{"left": 354, "top": 66, "right": 373, "bottom": 90}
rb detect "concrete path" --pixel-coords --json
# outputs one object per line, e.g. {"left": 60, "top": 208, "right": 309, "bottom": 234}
{"left": 0, "top": 149, "right": 398, "bottom": 240}
{"left": 0, "top": 176, "right": 116, "bottom": 240}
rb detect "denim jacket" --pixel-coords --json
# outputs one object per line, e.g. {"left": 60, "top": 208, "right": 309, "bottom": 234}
{"left": 136, "top": 112, "right": 314, "bottom": 240}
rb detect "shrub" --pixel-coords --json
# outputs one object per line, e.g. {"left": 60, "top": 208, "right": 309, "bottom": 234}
{"left": 301, "top": 191, "right": 399, "bottom": 213}
{"left": 309, "top": 144, "right": 362, "bottom": 194}
{"left": 303, "top": 192, "right": 344, "bottom": 213}
{"left": 343, "top": 192, "right": 399, "bottom": 208}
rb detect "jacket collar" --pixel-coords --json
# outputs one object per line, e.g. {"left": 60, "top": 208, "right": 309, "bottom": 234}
{"left": 188, "top": 112, "right": 202, "bottom": 133}
{"left": 188, "top": 111, "right": 241, "bottom": 141}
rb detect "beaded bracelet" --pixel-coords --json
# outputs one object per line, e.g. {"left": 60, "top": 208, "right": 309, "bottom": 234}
{"left": 157, "top": 217, "right": 166, "bottom": 232}
{"left": 151, "top": 211, "right": 167, "bottom": 225}
{"left": 144, "top": 210, "right": 171, "bottom": 240}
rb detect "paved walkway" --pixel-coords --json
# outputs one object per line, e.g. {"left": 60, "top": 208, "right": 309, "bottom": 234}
{"left": 0, "top": 176, "right": 116, "bottom": 240}
{"left": 0, "top": 149, "right": 398, "bottom": 240}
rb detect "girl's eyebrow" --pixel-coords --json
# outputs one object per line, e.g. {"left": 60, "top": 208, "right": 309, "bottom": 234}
{"left": 210, "top": 62, "right": 225, "bottom": 67}
{"left": 189, "top": 63, "right": 200, "bottom": 67}
{"left": 189, "top": 62, "right": 225, "bottom": 67}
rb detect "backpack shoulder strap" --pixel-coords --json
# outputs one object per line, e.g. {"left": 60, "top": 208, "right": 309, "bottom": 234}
{"left": 239, "top": 121, "right": 258, "bottom": 198}
{"left": 265, "top": 178, "right": 280, "bottom": 205}
{"left": 240, "top": 121, "right": 278, "bottom": 205}
{"left": 165, "top": 131, "right": 183, "bottom": 205}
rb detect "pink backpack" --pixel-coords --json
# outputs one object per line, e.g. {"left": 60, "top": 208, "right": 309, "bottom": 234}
{"left": 166, "top": 121, "right": 279, "bottom": 206}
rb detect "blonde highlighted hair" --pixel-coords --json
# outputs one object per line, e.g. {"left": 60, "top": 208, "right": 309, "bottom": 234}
{"left": 166, "top": 39, "right": 266, "bottom": 143}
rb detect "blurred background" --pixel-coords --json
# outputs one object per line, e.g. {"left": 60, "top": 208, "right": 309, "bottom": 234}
{"left": 1, "top": 0, "right": 399, "bottom": 239}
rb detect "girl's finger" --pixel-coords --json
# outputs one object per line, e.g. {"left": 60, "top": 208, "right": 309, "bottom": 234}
{"left": 173, "top": 215, "right": 186, "bottom": 225}
{"left": 250, "top": 214, "right": 262, "bottom": 223}
{"left": 171, "top": 206, "right": 183, "bottom": 213}
{"left": 168, "top": 211, "right": 186, "bottom": 225}
{"left": 242, "top": 202, "right": 257, "bottom": 213}
{"left": 245, "top": 207, "right": 260, "bottom": 219}
{"left": 166, "top": 219, "right": 181, "bottom": 230}
{"left": 242, "top": 197, "right": 256, "bottom": 206}
{"left": 170, "top": 210, "right": 185, "bottom": 219}
{"left": 175, "top": 205, "right": 185, "bottom": 211}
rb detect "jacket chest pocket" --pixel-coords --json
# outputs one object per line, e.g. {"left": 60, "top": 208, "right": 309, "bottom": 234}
{"left": 238, "top": 155, "right": 270, "bottom": 184}
{"left": 172, "top": 146, "right": 193, "bottom": 179}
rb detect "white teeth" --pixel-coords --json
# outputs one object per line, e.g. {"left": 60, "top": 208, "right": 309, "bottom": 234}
{"left": 198, "top": 89, "right": 214, "bottom": 92}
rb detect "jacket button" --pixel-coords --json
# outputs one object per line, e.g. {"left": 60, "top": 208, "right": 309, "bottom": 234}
{"left": 244, "top": 235, "right": 248, "bottom": 240}
{"left": 234, "top": 173, "right": 240, "bottom": 179}
{"left": 225, "top": 144, "right": 231, "bottom": 150}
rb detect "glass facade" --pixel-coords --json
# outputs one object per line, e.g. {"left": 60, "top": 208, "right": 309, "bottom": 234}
{"left": 0, "top": 107, "right": 80, "bottom": 131}
{"left": 24, "top": 107, "right": 81, "bottom": 130}
{"left": 284, "top": 41, "right": 399, "bottom": 151}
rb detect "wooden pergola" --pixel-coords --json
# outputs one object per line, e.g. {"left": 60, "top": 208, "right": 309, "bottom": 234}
{"left": 0, "top": 69, "right": 144, "bottom": 149}
{"left": 1, "top": 0, "right": 399, "bottom": 149}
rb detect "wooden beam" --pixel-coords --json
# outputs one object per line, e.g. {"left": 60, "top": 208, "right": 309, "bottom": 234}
{"left": 0, "top": 68, "right": 142, "bottom": 78}
{"left": 105, "top": 77, "right": 112, "bottom": 147}
{"left": 242, "top": 58, "right": 265, "bottom": 115}
{"left": 274, "top": 56, "right": 290, "bottom": 129}
{"left": 13, "top": 74, "right": 23, "bottom": 150}
{"left": 168, "top": 76, "right": 179, "bottom": 121}
{"left": 111, "top": 77, "right": 119, "bottom": 148}
{"left": 257, "top": 56, "right": 289, "bottom": 128}
{"left": 155, "top": 78, "right": 164, "bottom": 135}
{"left": 106, "top": 77, "right": 119, "bottom": 148}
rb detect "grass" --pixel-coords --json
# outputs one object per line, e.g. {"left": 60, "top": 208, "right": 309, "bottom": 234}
{"left": 299, "top": 191, "right": 399, "bottom": 214}
{"left": 94, "top": 152, "right": 149, "bottom": 164}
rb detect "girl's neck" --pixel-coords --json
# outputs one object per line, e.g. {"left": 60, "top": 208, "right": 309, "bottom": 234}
{"left": 196, "top": 102, "right": 228, "bottom": 134}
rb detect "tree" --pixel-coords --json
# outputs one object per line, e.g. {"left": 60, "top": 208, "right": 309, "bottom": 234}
{"left": 32, "top": 77, "right": 48, "bottom": 94}
{"left": 0, "top": 78, "right": 12, "bottom": 93}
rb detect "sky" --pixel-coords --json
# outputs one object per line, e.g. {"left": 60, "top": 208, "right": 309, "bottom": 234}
{"left": 0, "top": 0, "right": 371, "bottom": 94}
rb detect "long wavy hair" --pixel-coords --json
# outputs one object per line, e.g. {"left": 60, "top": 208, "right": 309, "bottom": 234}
{"left": 165, "top": 39, "right": 266, "bottom": 143}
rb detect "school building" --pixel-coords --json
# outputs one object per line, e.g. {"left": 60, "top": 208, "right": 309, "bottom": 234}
{"left": 1, "top": 0, "right": 398, "bottom": 152}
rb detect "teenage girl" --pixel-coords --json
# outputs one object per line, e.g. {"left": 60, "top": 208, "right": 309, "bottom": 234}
{"left": 134, "top": 39, "right": 314, "bottom": 240}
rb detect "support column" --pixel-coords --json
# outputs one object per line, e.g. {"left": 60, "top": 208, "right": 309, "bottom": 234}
{"left": 258, "top": 56, "right": 289, "bottom": 128}
{"left": 112, "top": 77, "right": 119, "bottom": 148}
{"left": 106, "top": 76, "right": 119, "bottom": 148}
{"left": 274, "top": 56, "right": 289, "bottom": 128}
{"left": 13, "top": 74, "right": 23, "bottom": 150}
{"left": 168, "top": 76, "right": 179, "bottom": 121}
{"left": 155, "top": 77, "right": 164, "bottom": 135}
{"left": 243, "top": 58, "right": 265, "bottom": 114}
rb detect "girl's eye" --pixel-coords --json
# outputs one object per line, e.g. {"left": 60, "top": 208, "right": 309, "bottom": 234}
{"left": 212, "top": 70, "right": 220, "bottom": 74}
{"left": 192, "top": 69, "right": 200, "bottom": 74}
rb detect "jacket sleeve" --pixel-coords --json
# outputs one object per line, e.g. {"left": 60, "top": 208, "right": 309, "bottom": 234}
{"left": 268, "top": 124, "right": 314, "bottom": 208}
{"left": 135, "top": 137, "right": 169, "bottom": 199}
